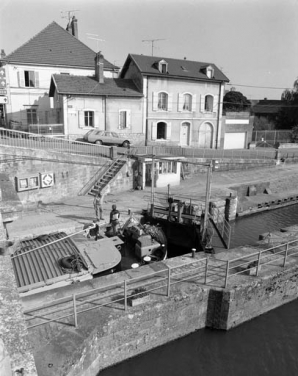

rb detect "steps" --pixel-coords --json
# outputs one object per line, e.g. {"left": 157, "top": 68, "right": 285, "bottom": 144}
{"left": 88, "top": 159, "right": 126, "bottom": 196}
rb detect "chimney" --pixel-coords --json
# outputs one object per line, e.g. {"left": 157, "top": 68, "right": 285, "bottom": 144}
{"left": 66, "top": 16, "right": 78, "bottom": 39}
{"left": 71, "top": 16, "right": 78, "bottom": 39}
{"left": 95, "top": 52, "right": 104, "bottom": 84}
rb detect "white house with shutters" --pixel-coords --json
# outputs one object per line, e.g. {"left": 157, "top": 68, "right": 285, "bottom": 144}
{"left": 120, "top": 54, "right": 229, "bottom": 148}
{"left": 3, "top": 18, "right": 119, "bottom": 133}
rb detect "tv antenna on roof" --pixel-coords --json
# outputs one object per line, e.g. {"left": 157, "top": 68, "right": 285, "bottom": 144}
{"left": 60, "top": 10, "right": 80, "bottom": 23}
{"left": 86, "top": 33, "right": 106, "bottom": 50}
{"left": 142, "top": 39, "right": 166, "bottom": 56}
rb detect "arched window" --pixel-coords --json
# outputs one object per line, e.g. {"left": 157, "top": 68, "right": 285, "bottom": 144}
{"left": 158, "top": 92, "right": 168, "bottom": 111}
{"left": 183, "top": 94, "right": 192, "bottom": 111}
{"left": 205, "top": 95, "right": 214, "bottom": 112}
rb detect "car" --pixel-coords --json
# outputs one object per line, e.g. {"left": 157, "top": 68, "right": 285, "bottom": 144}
{"left": 83, "top": 130, "right": 131, "bottom": 147}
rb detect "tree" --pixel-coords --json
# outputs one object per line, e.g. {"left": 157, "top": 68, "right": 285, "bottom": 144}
{"left": 276, "top": 78, "right": 298, "bottom": 130}
{"left": 223, "top": 90, "right": 251, "bottom": 113}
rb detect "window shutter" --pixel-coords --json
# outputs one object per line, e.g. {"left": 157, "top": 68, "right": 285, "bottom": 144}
{"left": 18, "top": 71, "right": 25, "bottom": 87}
{"left": 178, "top": 94, "right": 183, "bottom": 112}
{"left": 151, "top": 122, "right": 157, "bottom": 140}
{"left": 192, "top": 94, "right": 197, "bottom": 111}
{"left": 168, "top": 93, "right": 173, "bottom": 111}
{"left": 126, "top": 110, "right": 131, "bottom": 129}
{"left": 35, "top": 72, "right": 39, "bottom": 88}
{"left": 166, "top": 122, "right": 172, "bottom": 140}
{"left": 213, "top": 95, "right": 219, "bottom": 113}
{"left": 200, "top": 95, "right": 205, "bottom": 113}
{"left": 78, "top": 111, "right": 84, "bottom": 128}
{"left": 94, "top": 111, "right": 100, "bottom": 128}
{"left": 152, "top": 92, "right": 158, "bottom": 111}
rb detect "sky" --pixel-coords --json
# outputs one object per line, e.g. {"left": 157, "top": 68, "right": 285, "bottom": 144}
{"left": 0, "top": 0, "right": 297, "bottom": 100}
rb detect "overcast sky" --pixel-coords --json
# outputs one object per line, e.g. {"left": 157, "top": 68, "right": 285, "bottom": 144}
{"left": 0, "top": 0, "right": 297, "bottom": 100}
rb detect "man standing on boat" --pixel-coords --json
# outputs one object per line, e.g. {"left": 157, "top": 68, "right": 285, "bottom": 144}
{"left": 93, "top": 192, "right": 104, "bottom": 221}
{"left": 110, "top": 204, "right": 120, "bottom": 235}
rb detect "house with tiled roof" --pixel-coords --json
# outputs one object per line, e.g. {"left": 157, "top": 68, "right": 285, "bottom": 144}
{"left": 120, "top": 54, "right": 229, "bottom": 147}
{"left": 3, "top": 17, "right": 119, "bottom": 133}
{"left": 252, "top": 99, "right": 284, "bottom": 129}
{"left": 49, "top": 52, "right": 144, "bottom": 138}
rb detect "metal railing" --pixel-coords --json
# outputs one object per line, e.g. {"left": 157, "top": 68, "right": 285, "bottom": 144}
{"left": 23, "top": 237, "right": 298, "bottom": 329}
{"left": 128, "top": 145, "right": 278, "bottom": 160}
{"left": 210, "top": 207, "right": 231, "bottom": 249}
{"left": 225, "top": 238, "right": 298, "bottom": 287}
{"left": 23, "top": 256, "right": 227, "bottom": 330}
{"left": 0, "top": 127, "right": 112, "bottom": 159}
{"left": 252, "top": 130, "right": 292, "bottom": 145}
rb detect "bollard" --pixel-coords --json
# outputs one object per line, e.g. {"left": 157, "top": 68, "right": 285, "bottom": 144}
{"left": 128, "top": 208, "right": 131, "bottom": 215}
{"left": 192, "top": 248, "right": 196, "bottom": 258}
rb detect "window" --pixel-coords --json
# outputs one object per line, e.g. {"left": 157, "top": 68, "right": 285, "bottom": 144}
{"left": 158, "top": 92, "right": 168, "bottom": 111}
{"left": 183, "top": 94, "right": 192, "bottom": 111}
{"left": 84, "top": 111, "right": 94, "bottom": 127}
{"left": 119, "top": 110, "right": 131, "bottom": 129}
{"left": 24, "top": 71, "right": 37, "bottom": 87}
{"left": 157, "top": 161, "right": 177, "bottom": 174}
{"left": 157, "top": 122, "right": 166, "bottom": 139}
{"left": 206, "top": 67, "right": 214, "bottom": 79}
{"left": 27, "top": 109, "right": 37, "bottom": 125}
{"left": 158, "top": 59, "right": 168, "bottom": 73}
{"left": 205, "top": 95, "right": 214, "bottom": 112}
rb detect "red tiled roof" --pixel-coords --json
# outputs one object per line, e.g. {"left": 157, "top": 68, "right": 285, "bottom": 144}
{"left": 50, "top": 74, "right": 143, "bottom": 97}
{"left": 5, "top": 22, "right": 117, "bottom": 70}
{"left": 252, "top": 100, "right": 284, "bottom": 115}
{"left": 120, "top": 54, "right": 229, "bottom": 82}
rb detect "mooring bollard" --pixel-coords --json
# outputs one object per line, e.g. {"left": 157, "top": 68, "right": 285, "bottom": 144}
{"left": 192, "top": 248, "right": 196, "bottom": 258}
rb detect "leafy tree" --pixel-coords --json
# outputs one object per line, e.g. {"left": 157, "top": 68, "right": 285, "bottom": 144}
{"left": 223, "top": 90, "right": 251, "bottom": 113}
{"left": 277, "top": 78, "right": 298, "bottom": 130}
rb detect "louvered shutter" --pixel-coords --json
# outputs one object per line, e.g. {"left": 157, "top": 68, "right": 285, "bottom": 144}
{"left": 213, "top": 95, "right": 219, "bottom": 113}
{"left": 94, "top": 111, "right": 100, "bottom": 128}
{"left": 126, "top": 110, "right": 131, "bottom": 129}
{"left": 166, "top": 122, "right": 172, "bottom": 140}
{"left": 152, "top": 92, "right": 158, "bottom": 111}
{"left": 167, "top": 93, "right": 173, "bottom": 111}
{"left": 35, "top": 72, "right": 39, "bottom": 88}
{"left": 178, "top": 94, "right": 183, "bottom": 112}
{"left": 200, "top": 95, "right": 205, "bottom": 113}
{"left": 192, "top": 94, "right": 197, "bottom": 111}
{"left": 151, "top": 122, "right": 157, "bottom": 140}
{"left": 78, "top": 111, "right": 84, "bottom": 128}
{"left": 18, "top": 71, "right": 25, "bottom": 87}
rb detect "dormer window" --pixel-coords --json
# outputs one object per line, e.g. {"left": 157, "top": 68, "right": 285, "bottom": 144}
{"left": 158, "top": 59, "right": 168, "bottom": 74}
{"left": 201, "top": 65, "right": 214, "bottom": 79}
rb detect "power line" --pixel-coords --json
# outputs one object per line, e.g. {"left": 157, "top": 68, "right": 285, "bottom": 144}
{"left": 227, "top": 83, "right": 289, "bottom": 90}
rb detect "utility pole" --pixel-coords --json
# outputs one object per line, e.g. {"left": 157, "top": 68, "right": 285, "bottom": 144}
{"left": 202, "top": 161, "right": 213, "bottom": 244}
{"left": 142, "top": 39, "right": 166, "bottom": 56}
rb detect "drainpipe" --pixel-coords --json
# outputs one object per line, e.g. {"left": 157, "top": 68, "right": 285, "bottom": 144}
{"left": 104, "top": 96, "right": 107, "bottom": 131}
{"left": 215, "top": 83, "right": 222, "bottom": 149}
{"left": 145, "top": 77, "right": 149, "bottom": 146}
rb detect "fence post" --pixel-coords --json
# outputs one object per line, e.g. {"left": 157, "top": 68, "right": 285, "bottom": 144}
{"left": 73, "top": 294, "right": 78, "bottom": 328}
{"left": 124, "top": 280, "right": 127, "bottom": 311}
{"left": 283, "top": 242, "right": 289, "bottom": 267}
{"left": 167, "top": 267, "right": 171, "bottom": 297}
{"left": 256, "top": 250, "right": 262, "bottom": 276}
{"left": 204, "top": 257, "right": 209, "bottom": 284}
{"left": 224, "top": 260, "right": 229, "bottom": 288}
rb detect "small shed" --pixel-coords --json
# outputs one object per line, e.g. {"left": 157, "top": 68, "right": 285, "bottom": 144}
{"left": 135, "top": 155, "right": 184, "bottom": 189}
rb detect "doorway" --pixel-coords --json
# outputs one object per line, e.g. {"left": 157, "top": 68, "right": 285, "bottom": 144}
{"left": 180, "top": 122, "right": 190, "bottom": 146}
{"left": 198, "top": 122, "right": 213, "bottom": 148}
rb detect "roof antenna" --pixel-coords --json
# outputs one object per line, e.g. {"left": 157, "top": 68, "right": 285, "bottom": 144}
{"left": 142, "top": 39, "right": 166, "bottom": 56}
{"left": 60, "top": 9, "right": 80, "bottom": 23}
{"left": 86, "top": 33, "right": 106, "bottom": 51}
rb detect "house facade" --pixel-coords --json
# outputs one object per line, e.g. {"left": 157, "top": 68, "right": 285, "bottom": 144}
{"left": 120, "top": 54, "right": 229, "bottom": 147}
{"left": 49, "top": 53, "right": 144, "bottom": 140}
{"left": 3, "top": 17, "right": 119, "bottom": 133}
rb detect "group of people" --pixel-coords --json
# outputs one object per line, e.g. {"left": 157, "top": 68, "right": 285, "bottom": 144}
{"left": 92, "top": 192, "right": 120, "bottom": 237}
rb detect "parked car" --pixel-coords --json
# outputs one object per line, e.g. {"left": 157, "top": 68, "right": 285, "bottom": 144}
{"left": 83, "top": 130, "right": 131, "bottom": 147}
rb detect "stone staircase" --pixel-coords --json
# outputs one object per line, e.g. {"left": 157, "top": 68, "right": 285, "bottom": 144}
{"left": 87, "top": 159, "right": 126, "bottom": 196}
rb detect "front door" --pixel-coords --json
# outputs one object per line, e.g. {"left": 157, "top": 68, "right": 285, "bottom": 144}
{"left": 181, "top": 122, "right": 190, "bottom": 146}
{"left": 198, "top": 122, "right": 213, "bottom": 148}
